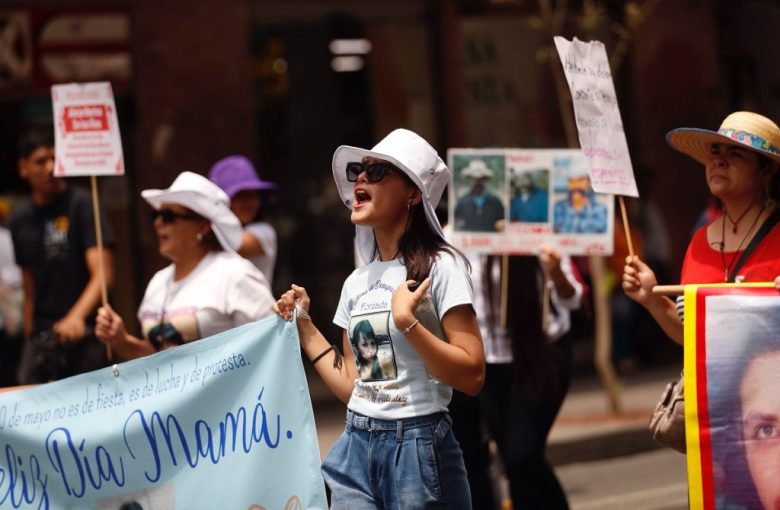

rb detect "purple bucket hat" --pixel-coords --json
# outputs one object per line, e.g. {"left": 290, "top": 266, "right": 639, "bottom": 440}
{"left": 208, "top": 155, "right": 276, "bottom": 199}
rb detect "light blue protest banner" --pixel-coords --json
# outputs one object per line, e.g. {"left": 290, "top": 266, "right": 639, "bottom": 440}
{"left": 0, "top": 316, "right": 327, "bottom": 509}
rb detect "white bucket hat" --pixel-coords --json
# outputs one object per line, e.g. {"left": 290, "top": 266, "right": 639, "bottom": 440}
{"left": 332, "top": 128, "right": 449, "bottom": 264}
{"left": 141, "top": 171, "right": 243, "bottom": 252}
{"left": 461, "top": 159, "right": 494, "bottom": 179}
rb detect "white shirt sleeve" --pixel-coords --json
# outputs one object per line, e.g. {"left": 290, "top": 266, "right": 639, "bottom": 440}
{"left": 226, "top": 262, "right": 275, "bottom": 325}
{"left": 548, "top": 255, "right": 583, "bottom": 310}
{"left": 245, "top": 222, "right": 277, "bottom": 260}
{"left": 430, "top": 252, "right": 474, "bottom": 318}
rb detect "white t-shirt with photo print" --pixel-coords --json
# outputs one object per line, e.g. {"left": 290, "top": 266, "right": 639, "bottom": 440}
{"left": 334, "top": 251, "right": 474, "bottom": 420}
{"left": 138, "top": 251, "right": 274, "bottom": 344}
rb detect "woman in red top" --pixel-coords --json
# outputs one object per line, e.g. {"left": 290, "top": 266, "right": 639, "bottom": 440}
{"left": 623, "top": 111, "right": 780, "bottom": 344}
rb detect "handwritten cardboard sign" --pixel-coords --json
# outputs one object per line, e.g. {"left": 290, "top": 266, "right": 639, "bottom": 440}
{"left": 447, "top": 148, "right": 614, "bottom": 256}
{"left": 51, "top": 81, "right": 125, "bottom": 176}
{"left": 553, "top": 37, "right": 639, "bottom": 197}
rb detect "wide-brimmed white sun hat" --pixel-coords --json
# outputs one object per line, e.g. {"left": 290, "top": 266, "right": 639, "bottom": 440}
{"left": 666, "top": 111, "right": 780, "bottom": 166}
{"left": 461, "top": 159, "right": 494, "bottom": 179}
{"left": 332, "top": 128, "right": 449, "bottom": 264}
{"left": 141, "top": 171, "right": 243, "bottom": 252}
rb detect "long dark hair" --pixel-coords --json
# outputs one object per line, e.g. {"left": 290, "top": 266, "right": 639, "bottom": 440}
{"left": 499, "top": 255, "right": 560, "bottom": 400}
{"left": 374, "top": 171, "right": 469, "bottom": 282}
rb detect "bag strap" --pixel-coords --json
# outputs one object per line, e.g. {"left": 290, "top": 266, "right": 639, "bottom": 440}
{"left": 728, "top": 208, "right": 780, "bottom": 282}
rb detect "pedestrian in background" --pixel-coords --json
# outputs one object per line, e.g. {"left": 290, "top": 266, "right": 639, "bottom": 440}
{"left": 95, "top": 171, "right": 274, "bottom": 359}
{"left": 208, "top": 155, "right": 278, "bottom": 286}
{"left": 274, "top": 128, "right": 485, "bottom": 509}
{"left": 0, "top": 218, "right": 22, "bottom": 387}
{"left": 9, "top": 128, "right": 115, "bottom": 383}
{"left": 468, "top": 248, "right": 582, "bottom": 510}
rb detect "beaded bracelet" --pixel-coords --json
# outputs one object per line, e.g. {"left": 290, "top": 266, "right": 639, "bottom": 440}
{"left": 401, "top": 319, "right": 420, "bottom": 335}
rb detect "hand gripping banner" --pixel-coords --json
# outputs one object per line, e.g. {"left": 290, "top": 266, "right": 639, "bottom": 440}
{"left": 684, "top": 284, "right": 780, "bottom": 510}
{"left": 0, "top": 317, "right": 327, "bottom": 509}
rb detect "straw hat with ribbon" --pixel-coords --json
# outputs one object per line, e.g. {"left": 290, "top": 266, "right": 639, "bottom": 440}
{"left": 666, "top": 111, "right": 780, "bottom": 166}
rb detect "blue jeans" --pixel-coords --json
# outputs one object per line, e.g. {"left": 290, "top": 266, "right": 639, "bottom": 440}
{"left": 322, "top": 410, "right": 472, "bottom": 509}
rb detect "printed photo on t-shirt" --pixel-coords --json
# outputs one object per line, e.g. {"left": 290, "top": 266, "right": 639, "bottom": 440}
{"left": 348, "top": 312, "right": 397, "bottom": 382}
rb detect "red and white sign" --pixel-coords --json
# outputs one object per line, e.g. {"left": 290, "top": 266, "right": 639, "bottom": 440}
{"left": 51, "top": 81, "right": 124, "bottom": 176}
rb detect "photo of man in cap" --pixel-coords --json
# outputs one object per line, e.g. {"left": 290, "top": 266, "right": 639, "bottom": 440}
{"left": 552, "top": 169, "right": 608, "bottom": 234}
{"left": 453, "top": 158, "right": 506, "bottom": 232}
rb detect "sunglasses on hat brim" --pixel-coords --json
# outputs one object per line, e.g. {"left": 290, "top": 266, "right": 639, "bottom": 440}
{"left": 346, "top": 162, "right": 399, "bottom": 183}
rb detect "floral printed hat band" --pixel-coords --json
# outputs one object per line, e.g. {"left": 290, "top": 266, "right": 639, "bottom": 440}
{"left": 666, "top": 111, "right": 780, "bottom": 166}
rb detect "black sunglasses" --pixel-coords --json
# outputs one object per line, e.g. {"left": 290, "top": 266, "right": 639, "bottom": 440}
{"left": 346, "top": 162, "right": 399, "bottom": 183}
{"left": 152, "top": 208, "right": 201, "bottom": 224}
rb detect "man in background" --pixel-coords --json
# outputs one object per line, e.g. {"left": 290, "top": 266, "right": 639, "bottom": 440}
{"left": 9, "top": 129, "right": 115, "bottom": 383}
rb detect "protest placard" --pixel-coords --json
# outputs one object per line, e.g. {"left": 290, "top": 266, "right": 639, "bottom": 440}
{"left": 447, "top": 148, "right": 614, "bottom": 256}
{"left": 52, "top": 81, "right": 125, "bottom": 177}
{"left": 0, "top": 317, "right": 328, "bottom": 509}
{"left": 683, "top": 284, "right": 780, "bottom": 510}
{"left": 553, "top": 37, "right": 638, "bottom": 198}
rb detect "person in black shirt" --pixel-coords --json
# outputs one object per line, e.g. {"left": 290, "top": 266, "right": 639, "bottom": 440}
{"left": 9, "top": 129, "right": 115, "bottom": 383}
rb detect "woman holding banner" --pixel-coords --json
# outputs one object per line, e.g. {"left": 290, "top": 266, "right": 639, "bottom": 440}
{"left": 623, "top": 111, "right": 780, "bottom": 343}
{"left": 273, "top": 129, "right": 484, "bottom": 509}
{"left": 95, "top": 171, "right": 274, "bottom": 359}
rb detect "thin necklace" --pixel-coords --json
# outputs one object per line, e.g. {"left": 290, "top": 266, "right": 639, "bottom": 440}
{"left": 720, "top": 204, "right": 765, "bottom": 282}
{"left": 722, "top": 203, "right": 756, "bottom": 233}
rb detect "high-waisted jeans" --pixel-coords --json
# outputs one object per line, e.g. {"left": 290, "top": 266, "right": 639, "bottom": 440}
{"left": 322, "top": 410, "right": 472, "bottom": 509}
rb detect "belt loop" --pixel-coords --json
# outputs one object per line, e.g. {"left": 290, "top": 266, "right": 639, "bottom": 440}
{"left": 396, "top": 418, "right": 404, "bottom": 442}
{"left": 434, "top": 413, "right": 451, "bottom": 443}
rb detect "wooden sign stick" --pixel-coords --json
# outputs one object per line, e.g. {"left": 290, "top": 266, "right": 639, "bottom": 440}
{"left": 90, "top": 175, "right": 112, "bottom": 360}
{"left": 618, "top": 196, "right": 635, "bottom": 258}
{"left": 652, "top": 285, "right": 685, "bottom": 296}
{"left": 500, "top": 255, "right": 509, "bottom": 328}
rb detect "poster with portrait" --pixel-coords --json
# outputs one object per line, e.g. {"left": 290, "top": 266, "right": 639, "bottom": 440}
{"left": 684, "top": 284, "right": 780, "bottom": 510}
{"left": 447, "top": 148, "right": 614, "bottom": 255}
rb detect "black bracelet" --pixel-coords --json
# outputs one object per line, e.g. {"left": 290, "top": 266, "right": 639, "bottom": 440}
{"left": 311, "top": 345, "right": 334, "bottom": 365}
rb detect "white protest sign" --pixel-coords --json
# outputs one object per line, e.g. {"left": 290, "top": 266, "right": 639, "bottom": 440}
{"left": 553, "top": 37, "right": 638, "bottom": 197}
{"left": 51, "top": 81, "right": 125, "bottom": 176}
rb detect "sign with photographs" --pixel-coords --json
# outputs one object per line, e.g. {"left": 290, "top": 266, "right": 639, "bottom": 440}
{"left": 447, "top": 148, "right": 614, "bottom": 255}
{"left": 683, "top": 284, "right": 780, "bottom": 510}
